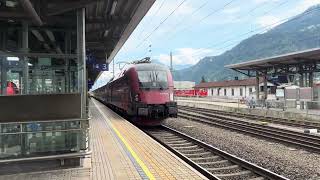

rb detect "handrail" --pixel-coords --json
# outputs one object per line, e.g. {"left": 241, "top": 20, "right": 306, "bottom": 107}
{"left": 0, "top": 150, "right": 92, "bottom": 164}
{"left": 0, "top": 117, "right": 90, "bottom": 125}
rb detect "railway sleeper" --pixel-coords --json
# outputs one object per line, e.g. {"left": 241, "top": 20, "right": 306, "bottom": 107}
{"left": 162, "top": 137, "right": 184, "bottom": 141}
{"left": 215, "top": 170, "right": 254, "bottom": 179}
{"left": 165, "top": 139, "right": 188, "bottom": 144}
{"left": 184, "top": 151, "right": 212, "bottom": 158}
{"left": 190, "top": 156, "right": 221, "bottom": 163}
{"left": 197, "top": 159, "right": 231, "bottom": 168}
{"left": 168, "top": 142, "right": 194, "bottom": 147}
{"left": 208, "top": 165, "right": 247, "bottom": 175}
{"left": 173, "top": 145, "right": 199, "bottom": 150}
{"left": 248, "top": 177, "right": 265, "bottom": 180}
{"left": 178, "top": 148, "right": 206, "bottom": 154}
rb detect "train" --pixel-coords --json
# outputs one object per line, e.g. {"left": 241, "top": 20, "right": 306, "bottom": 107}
{"left": 92, "top": 58, "right": 177, "bottom": 126}
{"left": 174, "top": 89, "right": 208, "bottom": 97}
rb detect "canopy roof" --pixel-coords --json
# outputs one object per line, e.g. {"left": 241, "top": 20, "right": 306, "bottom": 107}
{"left": 226, "top": 48, "right": 320, "bottom": 71}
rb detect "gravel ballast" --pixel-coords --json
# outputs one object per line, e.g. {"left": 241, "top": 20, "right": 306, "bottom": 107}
{"left": 164, "top": 117, "right": 320, "bottom": 180}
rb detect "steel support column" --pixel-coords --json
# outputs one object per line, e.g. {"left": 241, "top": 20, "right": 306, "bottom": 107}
{"left": 299, "top": 73, "right": 304, "bottom": 87}
{"left": 0, "top": 31, "right": 7, "bottom": 95}
{"left": 255, "top": 72, "right": 260, "bottom": 100}
{"left": 263, "top": 72, "right": 268, "bottom": 100}
{"left": 22, "top": 22, "right": 29, "bottom": 94}
{"left": 309, "top": 72, "right": 313, "bottom": 87}
{"left": 65, "top": 31, "right": 71, "bottom": 93}
{"left": 77, "top": 8, "right": 87, "bottom": 118}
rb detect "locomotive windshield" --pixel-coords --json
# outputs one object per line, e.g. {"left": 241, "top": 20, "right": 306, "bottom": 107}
{"left": 137, "top": 70, "right": 168, "bottom": 89}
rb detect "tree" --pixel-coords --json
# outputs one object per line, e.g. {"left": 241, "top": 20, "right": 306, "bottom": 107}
{"left": 201, "top": 75, "right": 206, "bottom": 83}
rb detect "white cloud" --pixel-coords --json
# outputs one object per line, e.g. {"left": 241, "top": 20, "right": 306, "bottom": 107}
{"left": 156, "top": 48, "right": 216, "bottom": 66}
{"left": 222, "top": 7, "right": 241, "bottom": 14}
{"left": 256, "top": 15, "right": 281, "bottom": 28}
{"left": 91, "top": 61, "right": 123, "bottom": 90}
{"left": 294, "top": 0, "right": 320, "bottom": 12}
{"left": 253, "top": 0, "right": 280, "bottom": 4}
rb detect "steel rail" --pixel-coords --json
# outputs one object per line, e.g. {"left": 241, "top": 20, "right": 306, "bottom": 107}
{"left": 178, "top": 108, "right": 320, "bottom": 153}
{"left": 179, "top": 106, "right": 320, "bottom": 141}
{"left": 143, "top": 125, "right": 288, "bottom": 180}
{"left": 178, "top": 105, "right": 320, "bottom": 129}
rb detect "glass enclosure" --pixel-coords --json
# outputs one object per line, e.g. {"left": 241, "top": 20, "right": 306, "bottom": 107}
{"left": 0, "top": 8, "right": 89, "bottom": 162}
{"left": 0, "top": 57, "right": 79, "bottom": 95}
{"left": 0, "top": 119, "right": 89, "bottom": 160}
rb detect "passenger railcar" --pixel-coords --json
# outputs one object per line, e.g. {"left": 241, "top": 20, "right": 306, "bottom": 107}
{"left": 93, "top": 59, "right": 177, "bottom": 126}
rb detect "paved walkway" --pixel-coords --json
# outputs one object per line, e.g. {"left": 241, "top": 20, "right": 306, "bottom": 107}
{"left": 0, "top": 99, "right": 206, "bottom": 180}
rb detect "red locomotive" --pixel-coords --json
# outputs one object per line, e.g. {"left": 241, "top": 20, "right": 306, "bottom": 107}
{"left": 174, "top": 89, "right": 208, "bottom": 97}
{"left": 93, "top": 58, "right": 177, "bottom": 126}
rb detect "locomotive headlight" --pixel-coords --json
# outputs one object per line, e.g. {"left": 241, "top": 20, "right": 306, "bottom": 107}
{"left": 169, "top": 92, "right": 174, "bottom": 101}
{"left": 135, "top": 94, "right": 140, "bottom": 102}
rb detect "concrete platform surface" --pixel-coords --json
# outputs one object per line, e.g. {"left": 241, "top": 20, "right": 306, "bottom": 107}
{"left": 0, "top": 99, "right": 207, "bottom": 180}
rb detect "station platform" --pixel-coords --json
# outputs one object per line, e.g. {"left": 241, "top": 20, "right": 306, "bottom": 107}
{"left": 0, "top": 99, "right": 206, "bottom": 180}
{"left": 177, "top": 98, "right": 320, "bottom": 123}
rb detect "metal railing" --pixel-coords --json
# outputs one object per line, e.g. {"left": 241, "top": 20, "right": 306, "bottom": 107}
{"left": 0, "top": 118, "right": 90, "bottom": 162}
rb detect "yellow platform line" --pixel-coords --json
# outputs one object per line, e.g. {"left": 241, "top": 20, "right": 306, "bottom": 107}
{"left": 93, "top": 100, "right": 155, "bottom": 180}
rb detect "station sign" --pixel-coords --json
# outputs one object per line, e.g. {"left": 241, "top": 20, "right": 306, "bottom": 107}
{"left": 88, "top": 79, "right": 94, "bottom": 89}
{"left": 91, "top": 63, "right": 108, "bottom": 71}
{"left": 86, "top": 53, "right": 96, "bottom": 65}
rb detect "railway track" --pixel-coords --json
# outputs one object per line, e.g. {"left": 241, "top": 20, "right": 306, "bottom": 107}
{"left": 178, "top": 106, "right": 320, "bottom": 153}
{"left": 144, "top": 126, "right": 288, "bottom": 180}
{"left": 178, "top": 105, "right": 320, "bottom": 129}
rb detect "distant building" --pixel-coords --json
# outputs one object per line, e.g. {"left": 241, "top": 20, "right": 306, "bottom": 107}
{"left": 174, "top": 81, "right": 195, "bottom": 90}
{"left": 194, "top": 78, "right": 276, "bottom": 99}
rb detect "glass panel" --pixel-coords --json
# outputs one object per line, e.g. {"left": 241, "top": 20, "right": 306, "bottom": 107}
{"left": 0, "top": 120, "right": 89, "bottom": 160}
{"left": 0, "top": 134, "right": 21, "bottom": 159}
{"left": 137, "top": 70, "right": 168, "bottom": 89}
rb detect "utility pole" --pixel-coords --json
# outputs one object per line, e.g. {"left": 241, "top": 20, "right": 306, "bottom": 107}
{"left": 112, "top": 59, "right": 115, "bottom": 79}
{"left": 170, "top": 51, "right": 173, "bottom": 72}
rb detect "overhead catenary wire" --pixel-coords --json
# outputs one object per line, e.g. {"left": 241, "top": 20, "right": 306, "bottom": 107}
{"left": 146, "top": 0, "right": 281, "bottom": 52}
{"left": 188, "top": 6, "right": 320, "bottom": 60}
{"left": 187, "top": 0, "right": 299, "bottom": 58}
{"left": 136, "top": 0, "right": 188, "bottom": 48}
{"left": 164, "top": 0, "right": 238, "bottom": 42}
{"left": 136, "top": 0, "right": 167, "bottom": 39}
{"left": 160, "top": 0, "right": 210, "bottom": 38}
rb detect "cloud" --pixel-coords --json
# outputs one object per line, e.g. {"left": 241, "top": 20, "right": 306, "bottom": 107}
{"left": 253, "top": 0, "right": 280, "bottom": 4}
{"left": 91, "top": 61, "right": 123, "bottom": 90}
{"left": 156, "top": 48, "right": 216, "bottom": 66}
{"left": 294, "top": 0, "right": 320, "bottom": 12}
{"left": 222, "top": 7, "right": 241, "bottom": 14}
{"left": 256, "top": 15, "right": 281, "bottom": 28}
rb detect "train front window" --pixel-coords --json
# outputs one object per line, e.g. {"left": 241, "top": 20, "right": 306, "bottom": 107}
{"left": 137, "top": 70, "right": 168, "bottom": 89}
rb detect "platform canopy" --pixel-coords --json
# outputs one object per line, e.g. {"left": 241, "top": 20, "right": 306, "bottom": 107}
{"left": 225, "top": 48, "right": 320, "bottom": 76}
{"left": 0, "top": 0, "right": 154, "bottom": 82}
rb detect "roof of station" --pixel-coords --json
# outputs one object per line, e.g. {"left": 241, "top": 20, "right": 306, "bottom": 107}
{"left": 0, "top": 0, "right": 155, "bottom": 81}
{"left": 194, "top": 78, "right": 268, "bottom": 89}
{"left": 225, "top": 48, "right": 320, "bottom": 71}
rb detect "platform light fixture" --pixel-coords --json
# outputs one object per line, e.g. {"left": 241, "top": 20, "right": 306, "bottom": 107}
{"left": 103, "top": 30, "right": 109, "bottom": 37}
{"left": 110, "top": 1, "right": 117, "bottom": 15}
{"left": 7, "top": 57, "right": 19, "bottom": 61}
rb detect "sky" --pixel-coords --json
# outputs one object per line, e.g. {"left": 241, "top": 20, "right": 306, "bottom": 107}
{"left": 91, "top": 0, "right": 320, "bottom": 90}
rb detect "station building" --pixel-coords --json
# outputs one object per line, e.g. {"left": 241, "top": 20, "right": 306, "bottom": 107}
{"left": 194, "top": 78, "right": 276, "bottom": 99}
{"left": 226, "top": 48, "right": 320, "bottom": 110}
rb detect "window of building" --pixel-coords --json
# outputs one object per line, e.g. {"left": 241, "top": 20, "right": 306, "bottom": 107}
{"left": 224, "top": 89, "right": 227, "bottom": 96}
{"left": 231, "top": 89, "right": 234, "bottom": 96}
{"left": 211, "top": 89, "right": 214, "bottom": 96}
{"left": 240, "top": 88, "right": 243, "bottom": 96}
{"left": 249, "top": 87, "right": 252, "bottom": 93}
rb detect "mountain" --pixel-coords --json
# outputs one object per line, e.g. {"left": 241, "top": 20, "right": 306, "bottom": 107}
{"left": 174, "top": 5, "right": 320, "bottom": 83}
{"left": 151, "top": 59, "right": 193, "bottom": 70}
